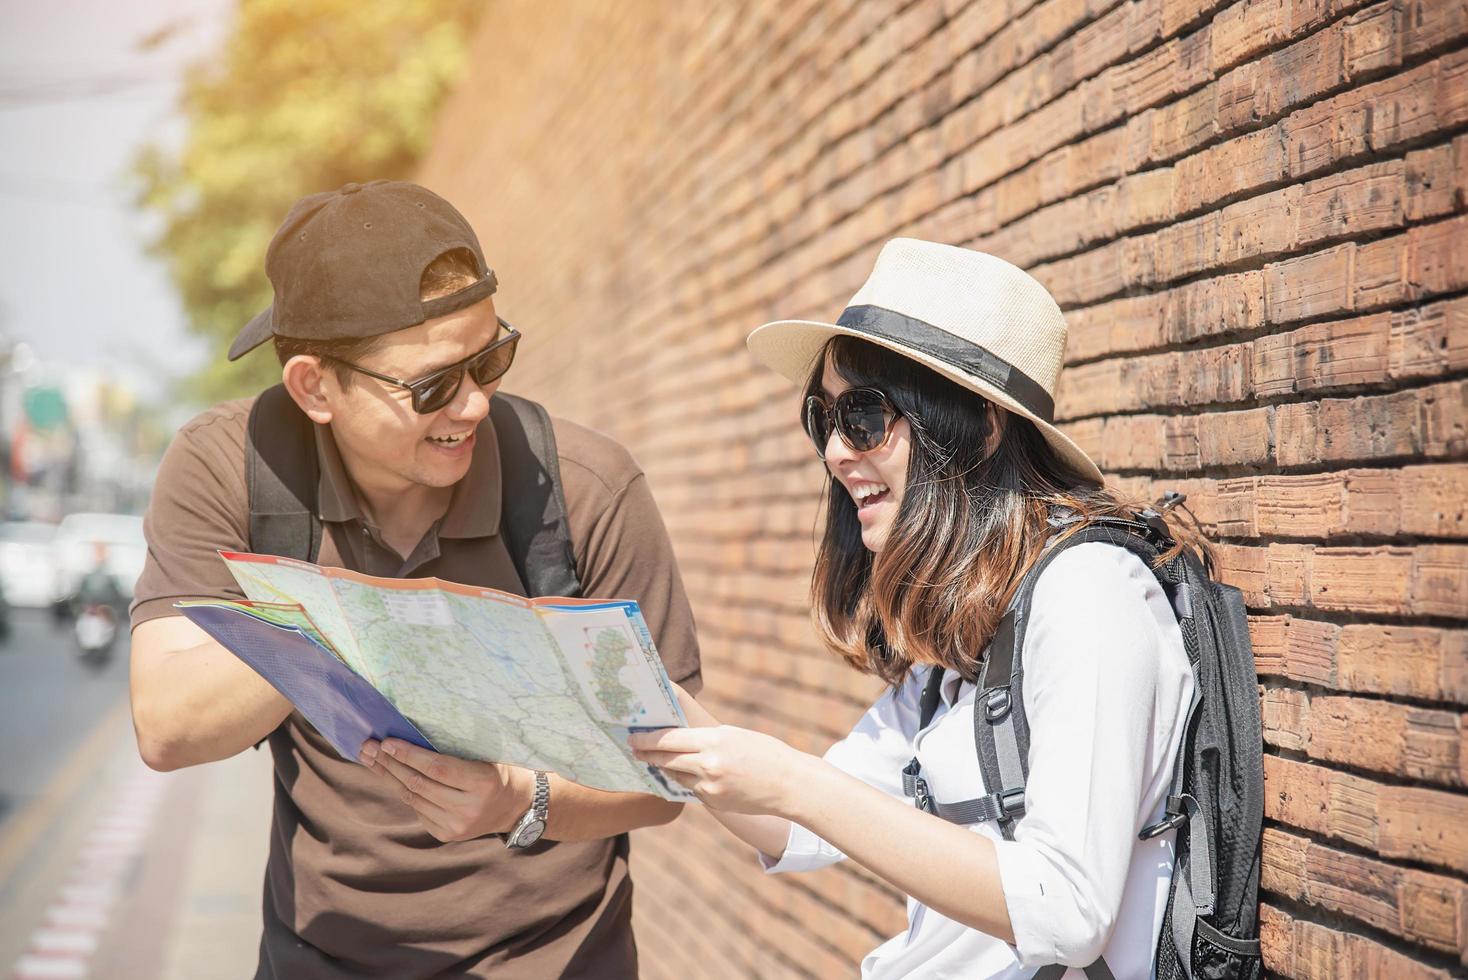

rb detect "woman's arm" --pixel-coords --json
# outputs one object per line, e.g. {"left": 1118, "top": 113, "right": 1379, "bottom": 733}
{"left": 632, "top": 544, "right": 1186, "bottom": 965}
{"left": 656, "top": 686, "right": 793, "bottom": 859}
{"left": 631, "top": 720, "right": 1014, "bottom": 942}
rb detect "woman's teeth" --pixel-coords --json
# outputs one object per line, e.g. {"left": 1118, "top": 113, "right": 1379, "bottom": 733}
{"left": 428, "top": 432, "right": 469, "bottom": 445}
{"left": 852, "top": 482, "right": 890, "bottom": 506}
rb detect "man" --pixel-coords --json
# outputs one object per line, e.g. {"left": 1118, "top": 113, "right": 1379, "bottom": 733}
{"left": 130, "top": 180, "right": 701, "bottom": 978}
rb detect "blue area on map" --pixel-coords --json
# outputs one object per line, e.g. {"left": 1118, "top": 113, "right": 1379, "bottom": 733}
{"left": 178, "top": 603, "right": 434, "bottom": 761}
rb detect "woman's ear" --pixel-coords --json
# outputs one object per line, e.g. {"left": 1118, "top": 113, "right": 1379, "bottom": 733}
{"left": 281, "top": 355, "right": 335, "bottom": 425}
{"left": 984, "top": 403, "right": 1008, "bottom": 459}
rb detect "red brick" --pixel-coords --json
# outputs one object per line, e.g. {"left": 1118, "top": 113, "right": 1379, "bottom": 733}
{"left": 1263, "top": 827, "right": 1468, "bottom": 954}
{"left": 1265, "top": 755, "right": 1468, "bottom": 875}
{"left": 1252, "top": 312, "right": 1391, "bottom": 395}
{"left": 1405, "top": 0, "right": 1468, "bottom": 57}
{"left": 1275, "top": 381, "right": 1468, "bottom": 467}
{"left": 1263, "top": 689, "right": 1468, "bottom": 788}
{"left": 1296, "top": 160, "right": 1405, "bottom": 242}
{"left": 1263, "top": 901, "right": 1456, "bottom": 978}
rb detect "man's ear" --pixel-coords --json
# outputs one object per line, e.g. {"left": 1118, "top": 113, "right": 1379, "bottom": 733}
{"left": 281, "top": 355, "right": 335, "bottom": 424}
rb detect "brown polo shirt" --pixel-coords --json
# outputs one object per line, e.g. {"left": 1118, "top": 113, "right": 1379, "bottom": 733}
{"left": 133, "top": 393, "right": 701, "bottom": 979}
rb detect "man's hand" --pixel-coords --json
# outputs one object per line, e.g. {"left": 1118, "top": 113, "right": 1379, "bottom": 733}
{"left": 360, "top": 739, "right": 531, "bottom": 842}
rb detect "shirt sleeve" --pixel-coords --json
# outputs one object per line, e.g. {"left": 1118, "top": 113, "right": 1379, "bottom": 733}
{"left": 570, "top": 470, "right": 703, "bottom": 694}
{"left": 992, "top": 543, "right": 1189, "bottom": 967}
{"left": 130, "top": 408, "right": 252, "bottom": 628}
{"left": 761, "top": 669, "right": 927, "bottom": 873}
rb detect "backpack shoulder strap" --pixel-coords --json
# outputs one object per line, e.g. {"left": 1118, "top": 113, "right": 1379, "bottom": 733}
{"left": 246, "top": 384, "right": 322, "bottom": 563}
{"left": 915, "top": 518, "right": 1164, "bottom": 840}
{"left": 980, "top": 519, "right": 1167, "bottom": 832}
{"left": 489, "top": 393, "right": 582, "bottom": 599}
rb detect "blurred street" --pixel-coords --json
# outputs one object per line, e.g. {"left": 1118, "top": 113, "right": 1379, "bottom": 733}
{"left": 0, "top": 608, "right": 272, "bottom": 980}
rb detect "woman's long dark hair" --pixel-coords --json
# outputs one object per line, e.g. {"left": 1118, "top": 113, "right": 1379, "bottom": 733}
{"left": 808, "top": 336, "right": 1202, "bottom": 686}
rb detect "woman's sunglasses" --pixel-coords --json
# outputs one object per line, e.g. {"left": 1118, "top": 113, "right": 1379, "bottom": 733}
{"left": 329, "top": 317, "right": 521, "bottom": 414}
{"left": 802, "top": 386, "right": 901, "bottom": 460}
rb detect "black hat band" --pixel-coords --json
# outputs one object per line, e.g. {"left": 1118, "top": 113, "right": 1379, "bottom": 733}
{"left": 835, "top": 304, "right": 1056, "bottom": 424}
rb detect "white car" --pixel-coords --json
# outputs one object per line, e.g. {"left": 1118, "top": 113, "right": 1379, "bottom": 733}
{"left": 50, "top": 512, "right": 147, "bottom": 607}
{"left": 0, "top": 521, "right": 59, "bottom": 607}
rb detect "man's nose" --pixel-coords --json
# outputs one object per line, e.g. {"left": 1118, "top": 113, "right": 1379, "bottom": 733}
{"left": 449, "top": 376, "right": 494, "bottom": 422}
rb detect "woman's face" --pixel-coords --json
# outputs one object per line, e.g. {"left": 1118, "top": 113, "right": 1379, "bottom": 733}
{"left": 818, "top": 356, "right": 911, "bottom": 553}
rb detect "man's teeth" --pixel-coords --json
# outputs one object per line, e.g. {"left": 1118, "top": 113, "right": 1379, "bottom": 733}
{"left": 852, "top": 483, "right": 889, "bottom": 502}
{"left": 429, "top": 432, "right": 469, "bottom": 445}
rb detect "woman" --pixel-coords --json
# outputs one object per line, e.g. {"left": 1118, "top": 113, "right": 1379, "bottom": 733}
{"left": 630, "top": 240, "right": 1199, "bottom": 977}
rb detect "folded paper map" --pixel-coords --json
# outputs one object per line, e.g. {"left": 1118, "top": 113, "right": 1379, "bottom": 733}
{"left": 177, "top": 551, "right": 692, "bottom": 801}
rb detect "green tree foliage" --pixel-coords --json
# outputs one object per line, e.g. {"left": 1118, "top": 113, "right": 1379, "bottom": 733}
{"left": 134, "top": 0, "right": 482, "bottom": 401}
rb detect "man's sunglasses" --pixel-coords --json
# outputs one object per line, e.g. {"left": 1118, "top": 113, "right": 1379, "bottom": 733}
{"left": 329, "top": 318, "right": 521, "bottom": 414}
{"left": 802, "top": 386, "right": 901, "bottom": 460}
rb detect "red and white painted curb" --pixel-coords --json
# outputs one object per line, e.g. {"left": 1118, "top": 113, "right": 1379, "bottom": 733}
{"left": 11, "top": 757, "right": 174, "bottom": 980}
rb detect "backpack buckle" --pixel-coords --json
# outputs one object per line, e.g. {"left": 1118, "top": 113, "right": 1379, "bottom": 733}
{"left": 902, "top": 758, "right": 936, "bottom": 813}
{"left": 1153, "top": 491, "right": 1187, "bottom": 515}
{"left": 912, "top": 777, "right": 934, "bottom": 814}
{"left": 901, "top": 758, "right": 922, "bottom": 797}
{"left": 1139, "top": 795, "right": 1190, "bottom": 840}
{"left": 983, "top": 687, "right": 1012, "bottom": 722}
{"left": 1139, "top": 813, "right": 1188, "bottom": 840}
{"left": 1137, "top": 508, "right": 1175, "bottom": 545}
{"left": 998, "top": 787, "right": 1027, "bottom": 817}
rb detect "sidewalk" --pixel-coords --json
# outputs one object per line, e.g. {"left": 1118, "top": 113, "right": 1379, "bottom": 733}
{"left": 153, "top": 744, "right": 274, "bottom": 979}
{"left": 2, "top": 706, "right": 274, "bottom": 980}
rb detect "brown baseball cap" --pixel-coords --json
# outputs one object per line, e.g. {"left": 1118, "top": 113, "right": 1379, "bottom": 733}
{"left": 227, "top": 180, "right": 499, "bottom": 360}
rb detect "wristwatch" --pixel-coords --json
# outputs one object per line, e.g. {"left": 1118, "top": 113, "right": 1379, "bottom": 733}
{"left": 505, "top": 771, "right": 549, "bottom": 849}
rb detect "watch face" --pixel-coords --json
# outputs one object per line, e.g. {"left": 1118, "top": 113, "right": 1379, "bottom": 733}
{"left": 514, "top": 818, "right": 546, "bottom": 847}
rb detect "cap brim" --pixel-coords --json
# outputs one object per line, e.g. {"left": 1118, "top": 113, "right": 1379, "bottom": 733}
{"left": 747, "top": 319, "right": 1105, "bottom": 485}
{"left": 228, "top": 306, "right": 275, "bottom": 361}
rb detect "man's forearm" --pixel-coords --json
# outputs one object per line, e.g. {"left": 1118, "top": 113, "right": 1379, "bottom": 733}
{"left": 544, "top": 776, "right": 683, "bottom": 841}
{"left": 131, "top": 637, "right": 293, "bottom": 771}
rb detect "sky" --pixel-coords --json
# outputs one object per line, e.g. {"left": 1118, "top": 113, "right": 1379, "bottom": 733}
{"left": 0, "top": 0, "right": 232, "bottom": 404}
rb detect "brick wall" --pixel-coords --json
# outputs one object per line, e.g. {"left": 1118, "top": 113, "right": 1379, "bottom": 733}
{"left": 419, "top": 1, "right": 1468, "bottom": 974}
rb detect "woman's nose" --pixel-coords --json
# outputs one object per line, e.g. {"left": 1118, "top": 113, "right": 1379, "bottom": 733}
{"left": 823, "top": 428, "right": 857, "bottom": 466}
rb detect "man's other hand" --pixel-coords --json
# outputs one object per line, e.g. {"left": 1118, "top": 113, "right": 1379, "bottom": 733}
{"left": 360, "top": 739, "right": 531, "bottom": 842}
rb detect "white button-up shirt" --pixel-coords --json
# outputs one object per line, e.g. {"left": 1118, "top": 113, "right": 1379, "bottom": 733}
{"left": 763, "top": 542, "right": 1194, "bottom": 978}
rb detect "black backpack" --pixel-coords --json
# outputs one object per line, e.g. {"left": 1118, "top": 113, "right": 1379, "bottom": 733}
{"left": 902, "top": 504, "right": 1263, "bottom": 980}
{"left": 244, "top": 383, "right": 582, "bottom": 599}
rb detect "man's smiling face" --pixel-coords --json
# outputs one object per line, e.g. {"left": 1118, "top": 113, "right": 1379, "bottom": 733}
{"left": 319, "top": 296, "right": 504, "bottom": 493}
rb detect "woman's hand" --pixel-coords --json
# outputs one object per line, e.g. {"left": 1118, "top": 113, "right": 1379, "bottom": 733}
{"left": 629, "top": 691, "right": 809, "bottom": 816}
{"left": 670, "top": 680, "right": 718, "bottom": 727}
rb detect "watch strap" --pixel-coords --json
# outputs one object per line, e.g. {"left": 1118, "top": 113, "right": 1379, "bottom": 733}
{"left": 505, "top": 771, "right": 550, "bottom": 850}
{"left": 532, "top": 769, "right": 550, "bottom": 820}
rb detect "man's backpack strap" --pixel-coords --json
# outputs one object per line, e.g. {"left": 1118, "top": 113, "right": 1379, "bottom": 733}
{"left": 246, "top": 384, "right": 323, "bottom": 563}
{"left": 488, "top": 393, "right": 582, "bottom": 599}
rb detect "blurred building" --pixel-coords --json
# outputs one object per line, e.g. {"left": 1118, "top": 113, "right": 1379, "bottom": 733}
{"left": 0, "top": 337, "right": 163, "bottom": 521}
{"left": 418, "top": 2, "right": 1468, "bottom": 977}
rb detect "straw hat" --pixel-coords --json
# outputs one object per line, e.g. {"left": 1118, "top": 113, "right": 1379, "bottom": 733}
{"left": 746, "top": 238, "right": 1102, "bottom": 484}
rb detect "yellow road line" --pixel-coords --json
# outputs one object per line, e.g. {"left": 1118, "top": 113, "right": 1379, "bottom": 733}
{"left": 0, "top": 697, "right": 133, "bottom": 886}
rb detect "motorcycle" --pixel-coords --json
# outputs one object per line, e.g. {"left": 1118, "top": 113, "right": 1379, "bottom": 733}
{"left": 75, "top": 603, "right": 118, "bottom": 666}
